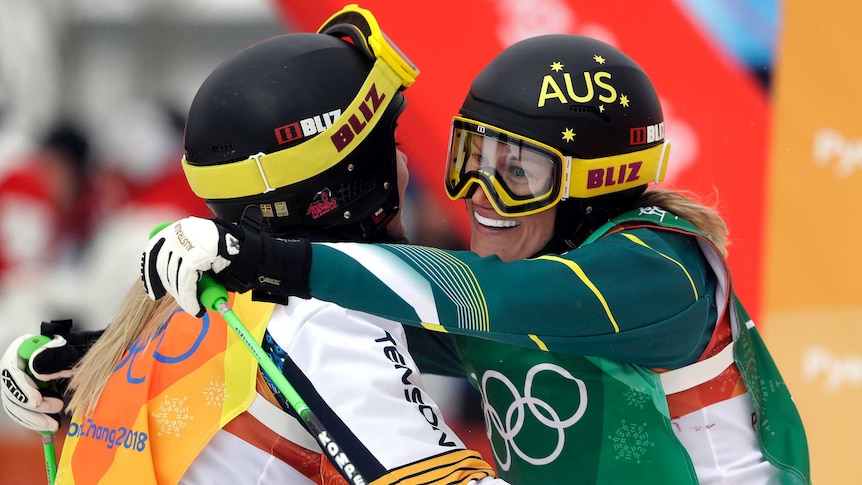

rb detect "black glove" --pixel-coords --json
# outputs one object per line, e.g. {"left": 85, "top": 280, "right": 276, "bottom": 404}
{"left": 213, "top": 205, "right": 313, "bottom": 305}
{"left": 31, "top": 320, "right": 104, "bottom": 381}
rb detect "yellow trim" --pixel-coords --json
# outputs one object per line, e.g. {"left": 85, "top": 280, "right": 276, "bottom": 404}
{"left": 421, "top": 321, "right": 448, "bottom": 332}
{"left": 538, "top": 255, "right": 620, "bottom": 333}
{"left": 529, "top": 334, "right": 549, "bottom": 351}
{"left": 182, "top": 59, "right": 403, "bottom": 200}
{"left": 568, "top": 142, "right": 670, "bottom": 198}
{"left": 621, "top": 233, "right": 698, "bottom": 300}
{"left": 317, "top": 4, "right": 418, "bottom": 88}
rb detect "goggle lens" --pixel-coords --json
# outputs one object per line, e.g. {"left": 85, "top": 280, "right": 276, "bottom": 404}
{"left": 446, "top": 117, "right": 565, "bottom": 216}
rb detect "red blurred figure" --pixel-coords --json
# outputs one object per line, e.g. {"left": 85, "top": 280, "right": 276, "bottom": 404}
{"left": 0, "top": 121, "right": 91, "bottom": 284}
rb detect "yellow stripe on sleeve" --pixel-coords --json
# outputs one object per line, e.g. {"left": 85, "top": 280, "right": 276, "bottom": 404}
{"left": 537, "top": 255, "right": 620, "bottom": 333}
{"left": 529, "top": 334, "right": 549, "bottom": 351}
{"left": 421, "top": 322, "right": 449, "bottom": 332}
{"left": 621, "top": 233, "right": 698, "bottom": 300}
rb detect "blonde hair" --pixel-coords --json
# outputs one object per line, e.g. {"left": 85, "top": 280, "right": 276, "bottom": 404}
{"left": 66, "top": 284, "right": 179, "bottom": 416}
{"left": 639, "top": 187, "right": 729, "bottom": 257}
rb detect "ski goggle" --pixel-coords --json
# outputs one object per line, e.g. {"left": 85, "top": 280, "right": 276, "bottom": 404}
{"left": 183, "top": 4, "right": 418, "bottom": 201}
{"left": 444, "top": 116, "right": 671, "bottom": 216}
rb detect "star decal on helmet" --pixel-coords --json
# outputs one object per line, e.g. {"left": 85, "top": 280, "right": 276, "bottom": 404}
{"left": 620, "top": 94, "right": 630, "bottom": 107}
{"left": 550, "top": 61, "right": 564, "bottom": 72}
{"left": 562, "top": 128, "right": 576, "bottom": 142}
{"left": 593, "top": 54, "right": 606, "bottom": 64}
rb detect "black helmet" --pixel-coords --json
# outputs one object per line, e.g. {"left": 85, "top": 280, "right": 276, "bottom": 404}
{"left": 182, "top": 30, "right": 409, "bottom": 241}
{"left": 446, "top": 34, "right": 670, "bottom": 245}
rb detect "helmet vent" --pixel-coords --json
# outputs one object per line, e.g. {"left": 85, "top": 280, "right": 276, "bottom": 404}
{"left": 568, "top": 105, "right": 611, "bottom": 124}
{"left": 211, "top": 143, "right": 234, "bottom": 153}
{"left": 335, "top": 176, "right": 376, "bottom": 207}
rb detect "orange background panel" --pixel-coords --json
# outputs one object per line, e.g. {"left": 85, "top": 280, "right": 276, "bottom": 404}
{"left": 764, "top": 2, "right": 862, "bottom": 483}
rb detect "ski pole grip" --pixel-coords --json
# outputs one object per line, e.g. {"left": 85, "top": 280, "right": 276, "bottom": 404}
{"left": 17, "top": 335, "right": 52, "bottom": 391}
{"left": 17, "top": 335, "right": 52, "bottom": 365}
{"left": 199, "top": 273, "right": 229, "bottom": 312}
{"left": 149, "top": 222, "right": 172, "bottom": 239}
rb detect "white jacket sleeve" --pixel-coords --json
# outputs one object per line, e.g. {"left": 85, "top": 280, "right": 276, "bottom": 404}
{"left": 265, "top": 297, "right": 504, "bottom": 485}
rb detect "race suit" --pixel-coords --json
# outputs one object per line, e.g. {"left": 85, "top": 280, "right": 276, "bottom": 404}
{"left": 57, "top": 292, "right": 501, "bottom": 484}
{"left": 299, "top": 206, "right": 810, "bottom": 485}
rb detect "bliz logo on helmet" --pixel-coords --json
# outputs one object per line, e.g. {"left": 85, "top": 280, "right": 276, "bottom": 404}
{"left": 586, "top": 161, "right": 643, "bottom": 189}
{"left": 630, "top": 122, "right": 665, "bottom": 145}
{"left": 537, "top": 70, "right": 617, "bottom": 108}
{"left": 274, "top": 109, "right": 343, "bottom": 145}
{"left": 307, "top": 188, "right": 339, "bottom": 219}
{"left": 330, "top": 83, "right": 387, "bottom": 152}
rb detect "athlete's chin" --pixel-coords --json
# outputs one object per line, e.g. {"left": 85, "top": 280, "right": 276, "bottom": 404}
{"left": 471, "top": 234, "right": 517, "bottom": 261}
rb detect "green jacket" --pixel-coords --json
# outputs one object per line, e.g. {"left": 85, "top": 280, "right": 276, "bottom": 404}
{"left": 306, "top": 206, "right": 810, "bottom": 484}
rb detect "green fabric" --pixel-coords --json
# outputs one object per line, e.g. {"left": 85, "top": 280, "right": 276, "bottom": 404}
{"left": 732, "top": 298, "right": 811, "bottom": 484}
{"left": 454, "top": 337, "right": 698, "bottom": 484}
{"left": 596, "top": 208, "right": 811, "bottom": 484}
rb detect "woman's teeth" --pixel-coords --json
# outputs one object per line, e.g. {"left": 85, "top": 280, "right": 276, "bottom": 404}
{"left": 474, "top": 212, "right": 518, "bottom": 228}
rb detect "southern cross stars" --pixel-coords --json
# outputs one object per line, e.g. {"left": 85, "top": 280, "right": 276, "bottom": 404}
{"left": 620, "top": 94, "right": 630, "bottom": 107}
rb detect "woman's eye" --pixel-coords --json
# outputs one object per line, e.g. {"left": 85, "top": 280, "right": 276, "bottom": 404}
{"left": 508, "top": 165, "right": 527, "bottom": 178}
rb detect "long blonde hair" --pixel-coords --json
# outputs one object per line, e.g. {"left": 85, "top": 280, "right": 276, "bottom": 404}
{"left": 66, "top": 283, "right": 179, "bottom": 416}
{"left": 639, "top": 187, "right": 729, "bottom": 257}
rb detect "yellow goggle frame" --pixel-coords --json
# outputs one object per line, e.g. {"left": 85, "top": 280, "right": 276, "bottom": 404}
{"left": 318, "top": 4, "right": 419, "bottom": 88}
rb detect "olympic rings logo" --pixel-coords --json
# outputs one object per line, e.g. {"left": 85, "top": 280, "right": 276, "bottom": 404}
{"left": 479, "top": 363, "right": 588, "bottom": 470}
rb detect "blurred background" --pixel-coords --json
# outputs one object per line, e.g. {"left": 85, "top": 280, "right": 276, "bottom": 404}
{"left": 1, "top": 0, "right": 858, "bottom": 483}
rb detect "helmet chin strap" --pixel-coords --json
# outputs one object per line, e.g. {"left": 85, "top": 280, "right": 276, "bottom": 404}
{"left": 545, "top": 185, "right": 649, "bottom": 255}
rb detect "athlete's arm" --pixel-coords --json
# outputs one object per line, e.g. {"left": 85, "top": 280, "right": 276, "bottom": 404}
{"left": 306, "top": 227, "right": 717, "bottom": 367}
{"left": 142, "top": 217, "right": 717, "bottom": 367}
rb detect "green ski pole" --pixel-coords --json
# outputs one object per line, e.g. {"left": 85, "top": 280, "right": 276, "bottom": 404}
{"left": 18, "top": 335, "right": 58, "bottom": 485}
{"left": 197, "top": 273, "right": 366, "bottom": 485}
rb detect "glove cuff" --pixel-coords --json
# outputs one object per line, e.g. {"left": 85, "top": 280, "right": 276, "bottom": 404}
{"left": 251, "top": 237, "right": 311, "bottom": 304}
{"left": 212, "top": 205, "right": 311, "bottom": 302}
{"left": 212, "top": 217, "right": 263, "bottom": 294}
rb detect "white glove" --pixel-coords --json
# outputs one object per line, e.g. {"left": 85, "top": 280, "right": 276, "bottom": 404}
{"left": 141, "top": 217, "right": 238, "bottom": 317}
{"left": 1, "top": 334, "right": 65, "bottom": 432}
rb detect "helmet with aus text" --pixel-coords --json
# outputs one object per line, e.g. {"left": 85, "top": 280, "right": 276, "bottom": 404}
{"left": 445, "top": 34, "right": 671, "bottom": 243}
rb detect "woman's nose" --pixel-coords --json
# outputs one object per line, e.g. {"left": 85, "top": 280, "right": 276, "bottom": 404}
{"left": 469, "top": 182, "right": 492, "bottom": 205}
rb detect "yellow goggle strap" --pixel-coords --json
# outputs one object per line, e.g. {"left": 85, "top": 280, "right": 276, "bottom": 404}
{"left": 564, "top": 141, "right": 671, "bottom": 199}
{"left": 182, "top": 58, "right": 403, "bottom": 200}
